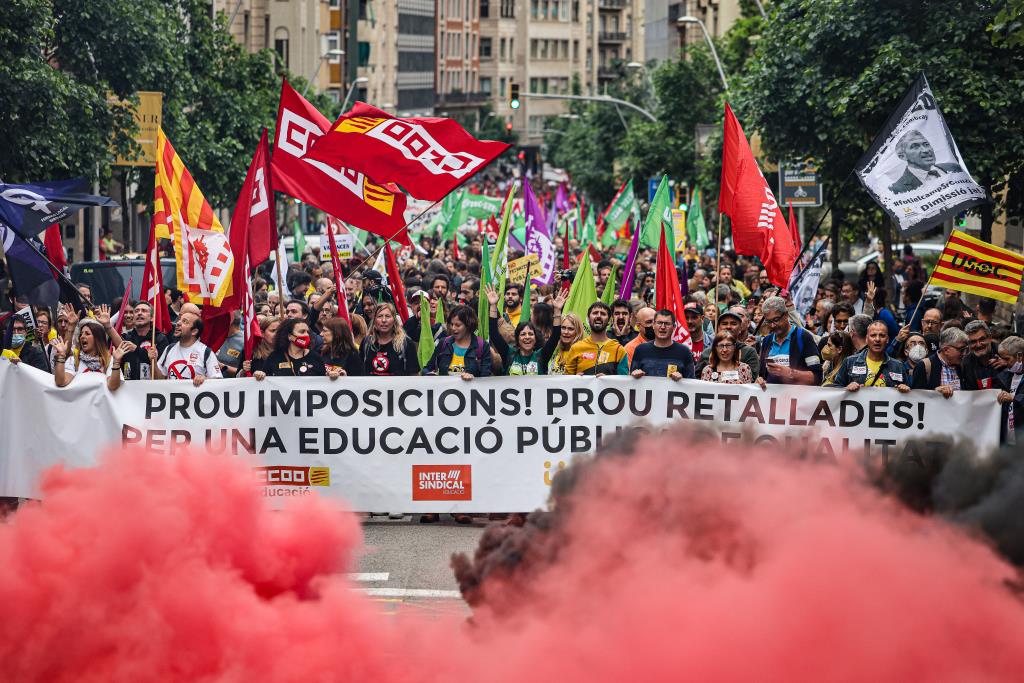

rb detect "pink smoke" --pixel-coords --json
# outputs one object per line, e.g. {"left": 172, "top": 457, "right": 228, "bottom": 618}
{"left": 2, "top": 434, "right": 1024, "bottom": 681}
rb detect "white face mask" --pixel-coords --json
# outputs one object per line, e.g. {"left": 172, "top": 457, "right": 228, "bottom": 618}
{"left": 907, "top": 345, "right": 928, "bottom": 362}
{"left": 1011, "top": 359, "right": 1024, "bottom": 375}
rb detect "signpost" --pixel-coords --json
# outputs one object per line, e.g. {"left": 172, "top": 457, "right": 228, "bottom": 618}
{"left": 779, "top": 160, "right": 824, "bottom": 237}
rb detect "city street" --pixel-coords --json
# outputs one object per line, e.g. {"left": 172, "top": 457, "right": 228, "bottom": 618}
{"left": 352, "top": 517, "right": 485, "bottom": 617}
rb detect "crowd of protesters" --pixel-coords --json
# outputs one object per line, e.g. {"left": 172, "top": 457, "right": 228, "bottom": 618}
{"left": 4, "top": 211, "right": 1024, "bottom": 457}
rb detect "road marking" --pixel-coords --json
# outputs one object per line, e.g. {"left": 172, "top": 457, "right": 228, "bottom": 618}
{"left": 347, "top": 572, "right": 390, "bottom": 582}
{"left": 355, "top": 587, "right": 462, "bottom": 599}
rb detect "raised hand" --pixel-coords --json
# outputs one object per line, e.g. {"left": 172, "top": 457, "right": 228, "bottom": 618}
{"left": 50, "top": 336, "right": 68, "bottom": 357}
{"left": 112, "top": 341, "right": 136, "bottom": 362}
{"left": 553, "top": 289, "right": 568, "bottom": 311}
{"left": 95, "top": 304, "right": 111, "bottom": 327}
{"left": 485, "top": 284, "right": 500, "bottom": 307}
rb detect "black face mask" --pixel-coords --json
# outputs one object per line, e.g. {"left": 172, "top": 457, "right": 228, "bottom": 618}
{"left": 641, "top": 325, "right": 656, "bottom": 340}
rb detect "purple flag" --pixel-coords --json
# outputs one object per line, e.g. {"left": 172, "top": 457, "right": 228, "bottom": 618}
{"left": 555, "top": 182, "right": 570, "bottom": 215}
{"left": 524, "top": 182, "right": 554, "bottom": 285}
{"left": 619, "top": 216, "right": 642, "bottom": 300}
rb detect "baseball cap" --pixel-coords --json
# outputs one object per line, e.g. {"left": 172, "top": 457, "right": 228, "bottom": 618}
{"left": 683, "top": 302, "right": 700, "bottom": 314}
{"left": 718, "top": 310, "right": 742, "bottom": 324}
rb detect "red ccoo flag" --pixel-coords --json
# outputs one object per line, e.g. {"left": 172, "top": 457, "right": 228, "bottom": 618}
{"left": 141, "top": 218, "right": 172, "bottom": 335}
{"left": 719, "top": 103, "right": 796, "bottom": 287}
{"left": 787, "top": 201, "right": 802, "bottom": 255}
{"left": 655, "top": 225, "right": 692, "bottom": 349}
{"left": 303, "top": 102, "right": 510, "bottom": 202}
{"left": 202, "top": 129, "right": 274, "bottom": 351}
{"left": 271, "top": 80, "right": 410, "bottom": 246}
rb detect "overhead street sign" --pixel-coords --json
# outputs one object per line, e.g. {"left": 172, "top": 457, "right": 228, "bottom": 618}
{"left": 779, "top": 160, "right": 823, "bottom": 207}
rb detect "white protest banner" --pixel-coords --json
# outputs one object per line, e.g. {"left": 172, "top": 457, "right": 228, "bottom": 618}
{"left": 319, "top": 232, "right": 354, "bottom": 260}
{"left": 0, "top": 362, "right": 1001, "bottom": 512}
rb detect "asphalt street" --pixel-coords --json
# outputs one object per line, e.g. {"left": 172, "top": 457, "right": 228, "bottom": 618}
{"left": 351, "top": 515, "right": 486, "bottom": 617}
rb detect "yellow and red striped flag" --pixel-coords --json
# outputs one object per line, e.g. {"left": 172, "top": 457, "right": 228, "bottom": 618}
{"left": 154, "top": 128, "right": 234, "bottom": 307}
{"left": 931, "top": 230, "right": 1024, "bottom": 304}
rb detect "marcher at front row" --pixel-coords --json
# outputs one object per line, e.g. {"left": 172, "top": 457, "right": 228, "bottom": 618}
{"left": 421, "top": 305, "right": 492, "bottom": 378}
{"left": 828, "top": 320, "right": 910, "bottom": 393}
{"left": 995, "top": 336, "right": 1024, "bottom": 444}
{"left": 630, "top": 309, "right": 695, "bottom": 380}
{"left": 254, "top": 317, "right": 341, "bottom": 380}
{"left": 756, "top": 296, "right": 823, "bottom": 387}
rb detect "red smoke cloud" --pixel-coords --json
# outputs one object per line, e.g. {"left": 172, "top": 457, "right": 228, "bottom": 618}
{"left": 3, "top": 434, "right": 1024, "bottom": 681}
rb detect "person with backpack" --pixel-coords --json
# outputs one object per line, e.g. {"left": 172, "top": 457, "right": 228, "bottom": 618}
{"left": 756, "top": 296, "right": 823, "bottom": 387}
{"left": 147, "top": 312, "right": 222, "bottom": 387}
{"left": 421, "top": 304, "right": 492, "bottom": 378}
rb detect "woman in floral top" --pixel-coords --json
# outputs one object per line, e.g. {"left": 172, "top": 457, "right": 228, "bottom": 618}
{"left": 700, "top": 331, "right": 753, "bottom": 384}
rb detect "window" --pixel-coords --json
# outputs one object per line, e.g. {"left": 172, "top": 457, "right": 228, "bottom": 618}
{"left": 499, "top": 77, "right": 506, "bottom": 97}
{"left": 480, "top": 0, "right": 489, "bottom": 17}
{"left": 500, "top": 0, "right": 514, "bottom": 18}
{"left": 273, "top": 27, "right": 289, "bottom": 69}
{"left": 358, "top": 41, "right": 371, "bottom": 67}
{"left": 508, "top": 38, "right": 513, "bottom": 60}
{"left": 500, "top": 37, "right": 506, "bottom": 60}
{"left": 573, "top": 39, "right": 579, "bottom": 61}
{"left": 480, "top": 76, "right": 492, "bottom": 94}
{"left": 480, "top": 36, "right": 492, "bottom": 57}
{"left": 327, "top": 32, "right": 341, "bottom": 62}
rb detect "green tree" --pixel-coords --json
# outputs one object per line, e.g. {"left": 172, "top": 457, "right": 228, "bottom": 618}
{"left": 736, "top": 0, "right": 1024, "bottom": 255}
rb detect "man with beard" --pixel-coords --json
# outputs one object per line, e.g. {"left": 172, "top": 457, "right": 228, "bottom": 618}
{"left": 121, "top": 301, "right": 170, "bottom": 380}
{"left": 630, "top": 309, "right": 695, "bottom": 380}
{"left": 623, "top": 306, "right": 656, "bottom": 364}
{"left": 148, "top": 312, "right": 222, "bottom": 387}
{"left": 961, "top": 320, "right": 1004, "bottom": 390}
{"left": 609, "top": 299, "right": 636, "bottom": 345}
{"left": 696, "top": 308, "right": 760, "bottom": 379}
{"left": 502, "top": 282, "right": 524, "bottom": 327}
{"left": 565, "top": 301, "right": 628, "bottom": 376}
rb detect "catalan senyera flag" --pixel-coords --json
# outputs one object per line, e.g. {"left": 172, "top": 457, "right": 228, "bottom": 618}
{"left": 932, "top": 230, "right": 1024, "bottom": 304}
{"left": 154, "top": 128, "right": 234, "bottom": 307}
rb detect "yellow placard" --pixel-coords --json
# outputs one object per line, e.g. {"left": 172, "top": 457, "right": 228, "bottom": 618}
{"left": 672, "top": 208, "right": 687, "bottom": 252}
{"left": 111, "top": 91, "right": 164, "bottom": 166}
{"left": 508, "top": 253, "right": 543, "bottom": 284}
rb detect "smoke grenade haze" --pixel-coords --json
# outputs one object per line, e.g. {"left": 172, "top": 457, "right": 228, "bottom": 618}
{"left": 3, "top": 428, "right": 1024, "bottom": 681}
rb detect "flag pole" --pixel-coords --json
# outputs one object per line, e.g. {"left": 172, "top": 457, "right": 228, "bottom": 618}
{"left": 274, "top": 236, "right": 287, "bottom": 315}
{"left": 713, "top": 212, "right": 724, "bottom": 307}
{"left": 150, "top": 276, "right": 158, "bottom": 378}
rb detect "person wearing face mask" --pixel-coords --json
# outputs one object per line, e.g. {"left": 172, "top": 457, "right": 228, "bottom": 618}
{"left": 623, "top": 306, "right": 656, "bottom": 364}
{"left": 995, "top": 336, "right": 1024, "bottom": 444}
{"left": 253, "top": 317, "right": 340, "bottom": 379}
{"left": 903, "top": 332, "right": 930, "bottom": 373}
{"left": 2, "top": 317, "right": 49, "bottom": 371}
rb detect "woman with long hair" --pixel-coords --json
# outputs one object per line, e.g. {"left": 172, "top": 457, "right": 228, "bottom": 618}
{"left": 361, "top": 302, "right": 419, "bottom": 376}
{"left": 51, "top": 319, "right": 133, "bottom": 390}
{"left": 349, "top": 313, "right": 368, "bottom": 348}
{"left": 484, "top": 284, "right": 544, "bottom": 376}
{"left": 321, "top": 316, "right": 364, "bottom": 376}
{"left": 539, "top": 290, "right": 584, "bottom": 375}
{"left": 421, "top": 304, "right": 492, "bottom": 378}
{"left": 700, "top": 331, "right": 753, "bottom": 384}
{"left": 821, "top": 331, "right": 856, "bottom": 386}
{"left": 253, "top": 317, "right": 340, "bottom": 380}
{"left": 242, "top": 316, "right": 281, "bottom": 375}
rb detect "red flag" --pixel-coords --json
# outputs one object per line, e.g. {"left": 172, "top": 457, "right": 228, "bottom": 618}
{"left": 202, "top": 130, "right": 274, "bottom": 350}
{"left": 113, "top": 277, "right": 133, "bottom": 334}
{"left": 384, "top": 241, "right": 410, "bottom": 323}
{"left": 326, "top": 218, "right": 352, "bottom": 324}
{"left": 271, "top": 80, "right": 410, "bottom": 245}
{"left": 787, "top": 201, "right": 802, "bottom": 254}
{"left": 656, "top": 226, "right": 692, "bottom": 349}
{"left": 304, "top": 101, "right": 510, "bottom": 202}
{"left": 141, "top": 219, "right": 172, "bottom": 335}
{"left": 562, "top": 216, "right": 571, "bottom": 270}
{"left": 451, "top": 238, "right": 460, "bottom": 262}
{"left": 718, "top": 103, "right": 796, "bottom": 287}
{"left": 44, "top": 224, "right": 67, "bottom": 273}
{"left": 485, "top": 215, "right": 500, "bottom": 239}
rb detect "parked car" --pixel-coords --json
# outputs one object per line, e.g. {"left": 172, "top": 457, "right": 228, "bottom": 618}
{"left": 821, "top": 241, "right": 947, "bottom": 280}
{"left": 69, "top": 257, "right": 177, "bottom": 307}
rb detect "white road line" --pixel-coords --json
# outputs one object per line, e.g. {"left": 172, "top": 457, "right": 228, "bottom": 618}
{"left": 347, "top": 572, "right": 390, "bottom": 582}
{"left": 355, "top": 587, "right": 462, "bottom": 599}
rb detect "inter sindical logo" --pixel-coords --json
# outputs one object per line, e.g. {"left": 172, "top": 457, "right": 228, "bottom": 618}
{"left": 412, "top": 465, "right": 472, "bottom": 501}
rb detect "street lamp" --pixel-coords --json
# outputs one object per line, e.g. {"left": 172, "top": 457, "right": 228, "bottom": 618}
{"left": 302, "top": 48, "right": 345, "bottom": 97}
{"left": 626, "top": 61, "right": 656, "bottom": 102}
{"left": 677, "top": 16, "right": 728, "bottom": 91}
{"left": 340, "top": 76, "right": 369, "bottom": 112}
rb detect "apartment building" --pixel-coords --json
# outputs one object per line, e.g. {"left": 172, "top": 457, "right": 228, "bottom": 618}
{"left": 214, "top": 0, "right": 345, "bottom": 100}
{"left": 356, "top": 0, "right": 435, "bottom": 115}
{"left": 645, "top": 0, "right": 742, "bottom": 62}
{"left": 435, "top": 0, "right": 487, "bottom": 129}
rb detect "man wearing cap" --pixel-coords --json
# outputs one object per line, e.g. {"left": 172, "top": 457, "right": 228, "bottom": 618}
{"left": 696, "top": 307, "right": 760, "bottom": 379}
{"left": 683, "top": 302, "right": 707, "bottom": 357}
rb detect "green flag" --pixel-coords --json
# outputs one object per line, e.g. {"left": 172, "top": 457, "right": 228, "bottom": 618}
{"left": 601, "top": 261, "right": 620, "bottom": 305}
{"left": 640, "top": 175, "right": 672, "bottom": 250}
{"left": 601, "top": 218, "right": 621, "bottom": 248}
{"left": 293, "top": 221, "right": 306, "bottom": 263}
{"left": 686, "top": 184, "right": 709, "bottom": 250}
{"left": 492, "top": 182, "right": 517, "bottom": 313}
{"left": 563, "top": 254, "right": 598, "bottom": 331}
{"left": 417, "top": 295, "right": 435, "bottom": 369}
{"left": 519, "top": 270, "right": 531, "bottom": 327}
{"left": 512, "top": 211, "right": 528, "bottom": 252}
{"left": 477, "top": 238, "right": 491, "bottom": 340}
{"left": 435, "top": 297, "right": 445, "bottom": 326}
{"left": 603, "top": 179, "right": 638, "bottom": 237}
{"left": 461, "top": 193, "right": 504, "bottom": 219}
{"left": 441, "top": 190, "right": 465, "bottom": 241}
{"left": 582, "top": 206, "right": 597, "bottom": 247}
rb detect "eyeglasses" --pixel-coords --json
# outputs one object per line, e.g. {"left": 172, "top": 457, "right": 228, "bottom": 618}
{"left": 948, "top": 344, "right": 968, "bottom": 353}
{"left": 654, "top": 321, "right": 674, "bottom": 327}
{"left": 717, "top": 343, "right": 735, "bottom": 349}
{"left": 763, "top": 315, "right": 785, "bottom": 325}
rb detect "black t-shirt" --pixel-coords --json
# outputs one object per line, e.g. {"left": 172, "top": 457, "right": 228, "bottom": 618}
{"left": 263, "top": 349, "right": 328, "bottom": 377}
{"left": 323, "top": 350, "right": 365, "bottom": 376}
{"left": 630, "top": 341, "right": 696, "bottom": 378}
{"left": 362, "top": 338, "right": 419, "bottom": 376}
{"left": 122, "top": 327, "right": 170, "bottom": 380}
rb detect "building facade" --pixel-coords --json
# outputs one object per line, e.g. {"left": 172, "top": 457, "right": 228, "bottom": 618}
{"left": 645, "top": 0, "right": 742, "bottom": 62}
{"left": 356, "top": 0, "right": 435, "bottom": 116}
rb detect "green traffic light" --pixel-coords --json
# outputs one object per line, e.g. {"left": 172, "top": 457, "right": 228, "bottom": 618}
{"left": 510, "top": 100, "right": 520, "bottom": 110}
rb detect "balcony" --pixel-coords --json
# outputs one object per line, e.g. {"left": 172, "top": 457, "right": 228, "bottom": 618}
{"left": 434, "top": 91, "right": 491, "bottom": 107}
{"left": 597, "top": 67, "right": 617, "bottom": 80}
{"left": 599, "top": 31, "right": 627, "bottom": 42}
{"left": 599, "top": 0, "right": 626, "bottom": 8}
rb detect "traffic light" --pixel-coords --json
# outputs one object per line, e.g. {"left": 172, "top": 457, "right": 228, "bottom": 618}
{"left": 505, "top": 121, "right": 513, "bottom": 131}
{"left": 509, "top": 82, "right": 521, "bottom": 110}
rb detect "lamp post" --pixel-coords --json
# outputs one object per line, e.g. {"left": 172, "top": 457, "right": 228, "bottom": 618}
{"left": 302, "top": 48, "right": 345, "bottom": 98}
{"left": 340, "top": 76, "right": 369, "bottom": 112}
{"left": 676, "top": 16, "right": 728, "bottom": 91}
{"left": 626, "top": 61, "right": 656, "bottom": 103}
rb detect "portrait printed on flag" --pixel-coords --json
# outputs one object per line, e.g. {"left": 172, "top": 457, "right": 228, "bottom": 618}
{"left": 854, "top": 74, "right": 987, "bottom": 236}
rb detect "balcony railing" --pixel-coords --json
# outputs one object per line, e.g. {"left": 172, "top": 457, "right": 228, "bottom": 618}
{"left": 599, "top": 0, "right": 626, "bottom": 8}
{"left": 434, "top": 91, "right": 491, "bottom": 106}
{"left": 599, "top": 31, "right": 627, "bottom": 42}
